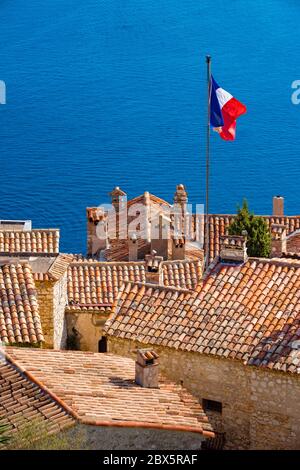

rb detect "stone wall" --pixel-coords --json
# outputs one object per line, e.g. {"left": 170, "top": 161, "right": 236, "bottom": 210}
{"left": 66, "top": 310, "right": 109, "bottom": 352}
{"left": 63, "top": 423, "right": 204, "bottom": 450}
{"left": 107, "top": 336, "right": 300, "bottom": 450}
{"left": 35, "top": 275, "right": 68, "bottom": 350}
{"left": 287, "top": 232, "right": 300, "bottom": 253}
{"left": 35, "top": 280, "right": 55, "bottom": 348}
{"left": 53, "top": 271, "right": 68, "bottom": 349}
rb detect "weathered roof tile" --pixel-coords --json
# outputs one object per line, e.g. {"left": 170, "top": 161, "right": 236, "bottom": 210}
{"left": 105, "top": 257, "right": 300, "bottom": 374}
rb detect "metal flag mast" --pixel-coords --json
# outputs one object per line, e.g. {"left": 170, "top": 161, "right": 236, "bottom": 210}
{"left": 205, "top": 55, "right": 211, "bottom": 270}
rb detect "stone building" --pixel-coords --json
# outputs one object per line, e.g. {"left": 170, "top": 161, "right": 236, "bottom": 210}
{"left": 66, "top": 256, "right": 202, "bottom": 352}
{"left": 2, "top": 190, "right": 300, "bottom": 450}
{"left": 86, "top": 188, "right": 300, "bottom": 265}
{"left": 0, "top": 222, "right": 72, "bottom": 349}
{"left": 104, "top": 235, "right": 300, "bottom": 450}
{"left": 86, "top": 184, "right": 203, "bottom": 262}
{"left": 1, "top": 347, "right": 214, "bottom": 450}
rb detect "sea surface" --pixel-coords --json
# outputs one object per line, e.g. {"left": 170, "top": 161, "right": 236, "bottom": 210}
{"left": 0, "top": 0, "right": 299, "bottom": 253}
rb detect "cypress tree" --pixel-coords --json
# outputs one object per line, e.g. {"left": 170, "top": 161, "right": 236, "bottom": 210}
{"left": 228, "top": 199, "right": 271, "bottom": 258}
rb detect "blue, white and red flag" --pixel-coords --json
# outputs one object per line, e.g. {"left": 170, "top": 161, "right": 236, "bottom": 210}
{"left": 210, "top": 76, "right": 246, "bottom": 141}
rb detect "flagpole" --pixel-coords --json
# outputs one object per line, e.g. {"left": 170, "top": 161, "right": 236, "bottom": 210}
{"left": 205, "top": 55, "right": 211, "bottom": 270}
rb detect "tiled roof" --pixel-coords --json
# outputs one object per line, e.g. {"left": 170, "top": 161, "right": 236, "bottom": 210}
{"left": 0, "top": 352, "right": 74, "bottom": 442}
{"left": 32, "top": 254, "right": 74, "bottom": 282}
{"left": 205, "top": 215, "right": 300, "bottom": 262}
{"left": 104, "top": 239, "right": 148, "bottom": 263}
{"left": 0, "top": 263, "right": 44, "bottom": 344}
{"left": 105, "top": 258, "right": 300, "bottom": 374}
{"left": 6, "top": 347, "right": 214, "bottom": 436}
{"left": 161, "top": 260, "right": 202, "bottom": 290}
{"left": 67, "top": 259, "right": 203, "bottom": 311}
{"left": 67, "top": 261, "right": 146, "bottom": 311}
{"left": 0, "top": 229, "right": 60, "bottom": 255}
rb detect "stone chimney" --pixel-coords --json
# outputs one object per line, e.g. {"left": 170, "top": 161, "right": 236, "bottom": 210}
{"left": 271, "top": 224, "right": 287, "bottom": 258}
{"left": 150, "top": 213, "right": 171, "bottom": 260}
{"left": 171, "top": 184, "right": 187, "bottom": 260}
{"left": 172, "top": 236, "right": 185, "bottom": 260}
{"left": 135, "top": 349, "right": 159, "bottom": 388}
{"left": 273, "top": 196, "right": 284, "bottom": 217}
{"left": 109, "top": 186, "right": 127, "bottom": 240}
{"left": 173, "top": 184, "right": 188, "bottom": 208}
{"left": 128, "top": 232, "right": 138, "bottom": 261}
{"left": 145, "top": 250, "right": 163, "bottom": 284}
{"left": 109, "top": 186, "right": 127, "bottom": 213}
{"left": 86, "top": 207, "right": 107, "bottom": 257}
{"left": 219, "top": 234, "right": 248, "bottom": 263}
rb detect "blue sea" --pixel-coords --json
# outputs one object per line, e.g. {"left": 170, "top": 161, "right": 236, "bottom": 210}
{"left": 0, "top": 0, "right": 299, "bottom": 253}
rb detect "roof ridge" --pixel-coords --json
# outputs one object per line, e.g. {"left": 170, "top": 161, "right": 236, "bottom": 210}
{"left": 248, "top": 256, "right": 300, "bottom": 268}
{"left": 69, "top": 260, "right": 146, "bottom": 267}
{"left": 121, "top": 281, "right": 191, "bottom": 294}
{"left": 2, "top": 347, "right": 78, "bottom": 422}
{"left": 199, "top": 213, "right": 300, "bottom": 219}
{"left": 128, "top": 193, "right": 171, "bottom": 207}
{"left": 161, "top": 259, "right": 200, "bottom": 266}
{"left": 0, "top": 228, "right": 60, "bottom": 233}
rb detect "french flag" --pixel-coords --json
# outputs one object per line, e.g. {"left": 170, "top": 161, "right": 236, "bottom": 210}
{"left": 210, "top": 76, "right": 246, "bottom": 141}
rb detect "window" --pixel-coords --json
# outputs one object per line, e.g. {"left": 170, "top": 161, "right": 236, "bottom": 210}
{"left": 202, "top": 399, "right": 222, "bottom": 413}
{"left": 98, "top": 336, "right": 107, "bottom": 353}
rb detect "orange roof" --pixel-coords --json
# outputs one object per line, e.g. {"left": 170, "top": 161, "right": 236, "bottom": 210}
{"left": 67, "top": 259, "right": 202, "bottom": 311}
{"left": 6, "top": 347, "right": 214, "bottom": 437}
{"left": 0, "top": 352, "right": 74, "bottom": 441}
{"left": 67, "top": 261, "right": 146, "bottom": 311}
{"left": 161, "top": 260, "right": 202, "bottom": 290}
{"left": 0, "top": 263, "right": 44, "bottom": 344}
{"left": 105, "top": 257, "right": 300, "bottom": 374}
{"left": 0, "top": 229, "right": 60, "bottom": 255}
{"left": 204, "top": 214, "right": 300, "bottom": 262}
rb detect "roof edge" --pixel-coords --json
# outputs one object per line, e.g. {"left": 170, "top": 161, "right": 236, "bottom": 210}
{"left": 79, "top": 418, "right": 214, "bottom": 437}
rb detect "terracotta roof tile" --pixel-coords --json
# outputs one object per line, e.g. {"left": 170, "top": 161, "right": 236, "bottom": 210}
{"left": 204, "top": 215, "right": 300, "bottom": 262}
{"left": 67, "top": 259, "right": 202, "bottom": 311}
{"left": 6, "top": 347, "right": 214, "bottom": 436}
{"left": 161, "top": 260, "right": 202, "bottom": 290}
{"left": 67, "top": 261, "right": 146, "bottom": 311}
{"left": 0, "top": 230, "right": 60, "bottom": 255}
{"left": 105, "top": 258, "right": 300, "bottom": 374}
{"left": 0, "top": 263, "right": 44, "bottom": 344}
{"left": 0, "top": 352, "right": 74, "bottom": 442}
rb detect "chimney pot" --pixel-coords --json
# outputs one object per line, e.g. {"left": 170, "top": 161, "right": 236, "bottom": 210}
{"left": 150, "top": 213, "right": 170, "bottom": 260}
{"left": 220, "top": 234, "right": 248, "bottom": 264}
{"left": 128, "top": 233, "right": 138, "bottom": 261}
{"left": 273, "top": 196, "right": 284, "bottom": 217}
{"left": 174, "top": 184, "right": 188, "bottom": 207}
{"left": 145, "top": 250, "right": 163, "bottom": 283}
{"left": 109, "top": 187, "right": 127, "bottom": 212}
{"left": 271, "top": 223, "right": 287, "bottom": 258}
{"left": 135, "top": 349, "right": 159, "bottom": 388}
